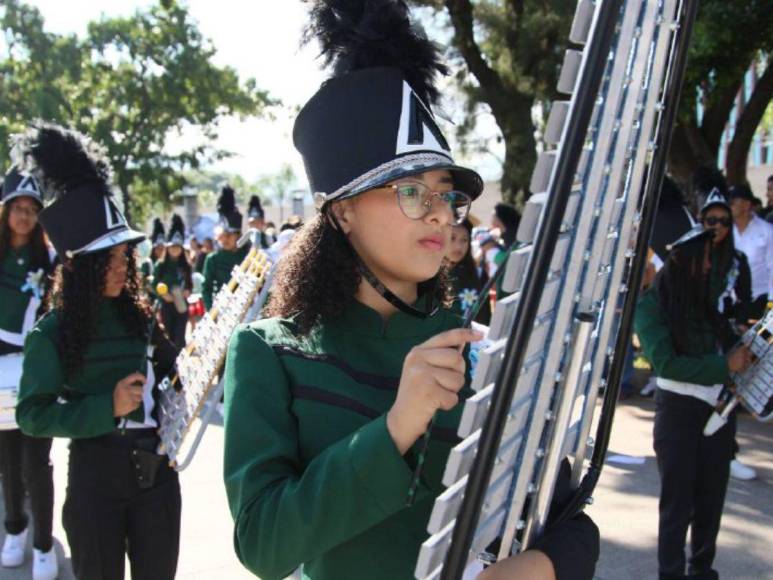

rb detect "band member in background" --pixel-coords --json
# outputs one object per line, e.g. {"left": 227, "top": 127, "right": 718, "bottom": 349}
{"left": 635, "top": 226, "right": 753, "bottom": 580}
{"left": 202, "top": 185, "right": 248, "bottom": 310}
{"left": 14, "top": 123, "right": 181, "bottom": 580}
{"left": 153, "top": 214, "right": 192, "bottom": 348}
{"left": 446, "top": 218, "right": 491, "bottom": 324}
{"left": 223, "top": 2, "right": 598, "bottom": 580}
{"left": 0, "top": 166, "right": 57, "bottom": 579}
{"left": 247, "top": 194, "right": 274, "bottom": 249}
{"left": 699, "top": 189, "right": 752, "bottom": 330}
{"left": 140, "top": 218, "right": 165, "bottom": 292}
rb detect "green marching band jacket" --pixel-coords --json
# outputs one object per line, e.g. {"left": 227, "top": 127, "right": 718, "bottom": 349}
{"left": 0, "top": 245, "right": 50, "bottom": 349}
{"left": 16, "top": 298, "right": 177, "bottom": 439}
{"left": 634, "top": 289, "right": 730, "bottom": 387}
{"left": 634, "top": 252, "right": 737, "bottom": 388}
{"left": 152, "top": 257, "right": 193, "bottom": 294}
{"left": 223, "top": 299, "right": 599, "bottom": 580}
{"left": 202, "top": 244, "right": 250, "bottom": 310}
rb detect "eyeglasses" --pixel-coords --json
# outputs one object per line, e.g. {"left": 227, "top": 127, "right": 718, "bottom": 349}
{"left": 381, "top": 182, "right": 472, "bottom": 225}
{"left": 703, "top": 216, "right": 732, "bottom": 228}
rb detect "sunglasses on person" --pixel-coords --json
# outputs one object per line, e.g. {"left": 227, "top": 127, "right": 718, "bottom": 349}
{"left": 378, "top": 181, "right": 472, "bottom": 225}
{"left": 702, "top": 216, "right": 732, "bottom": 228}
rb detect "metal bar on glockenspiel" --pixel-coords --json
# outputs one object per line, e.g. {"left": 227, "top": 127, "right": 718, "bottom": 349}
{"left": 557, "top": 0, "right": 700, "bottom": 526}
{"left": 438, "top": 1, "right": 624, "bottom": 578}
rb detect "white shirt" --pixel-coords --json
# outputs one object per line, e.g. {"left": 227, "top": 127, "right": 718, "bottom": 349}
{"left": 734, "top": 214, "right": 773, "bottom": 300}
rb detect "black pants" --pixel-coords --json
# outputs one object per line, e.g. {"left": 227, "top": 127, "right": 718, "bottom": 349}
{"left": 0, "top": 429, "right": 54, "bottom": 551}
{"left": 654, "top": 390, "right": 735, "bottom": 580}
{"left": 63, "top": 429, "right": 181, "bottom": 580}
{"left": 161, "top": 301, "right": 188, "bottom": 349}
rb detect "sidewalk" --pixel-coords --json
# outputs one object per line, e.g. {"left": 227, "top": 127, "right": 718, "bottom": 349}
{"left": 1, "top": 395, "right": 771, "bottom": 579}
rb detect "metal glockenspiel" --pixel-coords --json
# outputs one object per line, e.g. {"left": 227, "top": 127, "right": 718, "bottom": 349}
{"left": 415, "top": 1, "right": 700, "bottom": 578}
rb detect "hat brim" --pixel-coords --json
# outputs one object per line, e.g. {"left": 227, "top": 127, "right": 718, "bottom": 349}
{"left": 342, "top": 159, "right": 484, "bottom": 202}
{"left": 71, "top": 227, "right": 146, "bottom": 257}
{"left": 666, "top": 225, "right": 714, "bottom": 252}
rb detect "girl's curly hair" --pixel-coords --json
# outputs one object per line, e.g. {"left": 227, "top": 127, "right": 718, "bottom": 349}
{"left": 47, "top": 245, "right": 151, "bottom": 378}
{"left": 266, "top": 210, "right": 452, "bottom": 335}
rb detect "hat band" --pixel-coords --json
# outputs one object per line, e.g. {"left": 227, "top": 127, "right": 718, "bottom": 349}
{"left": 316, "top": 152, "right": 454, "bottom": 209}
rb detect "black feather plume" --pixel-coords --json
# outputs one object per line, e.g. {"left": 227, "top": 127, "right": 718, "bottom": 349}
{"left": 303, "top": 0, "right": 447, "bottom": 105}
{"left": 151, "top": 218, "right": 166, "bottom": 240}
{"left": 248, "top": 194, "right": 263, "bottom": 211}
{"left": 12, "top": 122, "right": 112, "bottom": 201}
{"left": 169, "top": 213, "right": 185, "bottom": 237}
{"left": 217, "top": 184, "right": 236, "bottom": 215}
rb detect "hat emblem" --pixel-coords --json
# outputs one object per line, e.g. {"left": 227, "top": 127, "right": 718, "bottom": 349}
{"left": 396, "top": 81, "right": 450, "bottom": 157}
{"left": 103, "top": 197, "right": 127, "bottom": 230}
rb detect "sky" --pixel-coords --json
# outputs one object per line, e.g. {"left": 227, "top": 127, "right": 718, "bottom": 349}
{"left": 22, "top": 0, "right": 503, "bottom": 189}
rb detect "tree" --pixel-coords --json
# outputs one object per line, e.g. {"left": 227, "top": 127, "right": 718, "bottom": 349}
{"left": 410, "top": 1, "right": 576, "bottom": 206}
{"left": 0, "top": 0, "right": 274, "bottom": 222}
{"left": 669, "top": 0, "right": 773, "bottom": 186}
{"left": 412, "top": 1, "right": 772, "bottom": 204}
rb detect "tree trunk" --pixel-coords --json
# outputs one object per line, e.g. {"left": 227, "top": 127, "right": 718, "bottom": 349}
{"left": 725, "top": 63, "right": 773, "bottom": 185}
{"left": 667, "top": 122, "right": 709, "bottom": 184}
{"left": 492, "top": 93, "right": 537, "bottom": 207}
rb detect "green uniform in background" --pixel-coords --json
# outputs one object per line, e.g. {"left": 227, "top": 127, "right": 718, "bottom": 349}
{"left": 17, "top": 300, "right": 151, "bottom": 438}
{"left": 202, "top": 244, "right": 249, "bottom": 310}
{"left": 0, "top": 245, "right": 45, "bottom": 346}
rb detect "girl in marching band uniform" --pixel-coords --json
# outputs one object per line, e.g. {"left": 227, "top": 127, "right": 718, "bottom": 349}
{"left": 223, "top": 2, "right": 598, "bottom": 580}
{"left": 0, "top": 166, "right": 57, "bottom": 579}
{"left": 14, "top": 123, "right": 181, "bottom": 580}
{"left": 446, "top": 218, "right": 491, "bottom": 325}
{"left": 635, "top": 225, "right": 753, "bottom": 580}
{"left": 154, "top": 214, "right": 193, "bottom": 348}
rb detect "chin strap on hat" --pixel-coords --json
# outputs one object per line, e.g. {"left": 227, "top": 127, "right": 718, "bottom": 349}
{"left": 327, "top": 209, "right": 439, "bottom": 319}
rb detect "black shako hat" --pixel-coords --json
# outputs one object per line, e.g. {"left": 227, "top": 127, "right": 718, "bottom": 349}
{"left": 2, "top": 166, "right": 44, "bottom": 206}
{"left": 699, "top": 187, "right": 731, "bottom": 215}
{"left": 216, "top": 185, "right": 242, "bottom": 233}
{"left": 248, "top": 195, "right": 265, "bottom": 220}
{"left": 12, "top": 123, "right": 144, "bottom": 258}
{"left": 295, "top": 1, "right": 483, "bottom": 210}
{"left": 728, "top": 184, "right": 756, "bottom": 203}
{"left": 166, "top": 214, "right": 185, "bottom": 246}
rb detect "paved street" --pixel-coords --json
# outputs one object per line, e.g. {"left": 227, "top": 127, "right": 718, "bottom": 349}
{"left": 1, "top": 390, "right": 771, "bottom": 579}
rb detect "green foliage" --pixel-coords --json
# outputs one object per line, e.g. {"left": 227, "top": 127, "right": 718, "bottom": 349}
{"left": 684, "top": 0, "right": 773, "bottom": 120}
{"left": 0, "top": 0, "right": 274, "bottom": 220}
{"left": 411, "top": 0, "right": 574, "bottom": 206}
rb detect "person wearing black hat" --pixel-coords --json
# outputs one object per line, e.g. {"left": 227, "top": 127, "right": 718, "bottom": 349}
{"left": 635, "top": 225, "right": 753, "bottom": 580}
{"left": 153, "top": 214, "right": 193, "bottom": 348}
{"left": 0, "top": 166, "right": 57, "bottom": 579}
{"left": 13, "top": 123, "right": 181, "bottom": 580}
{"left": 247, "top": 194, "right": 274, "bottom": 249}
{"left": 730, "top": 183, "right": 773, "bottom": 320}
{"left": 201, "top": 185, "right": 249, "bottom": 310}
{"left": 699, "top": 189, "right": 752, "bottom": 329}
{"left": 223, "top": 3, "right": 598, "bottom": 580}
{"left": 140, "top": 218, "right": 166, "bottom": 292}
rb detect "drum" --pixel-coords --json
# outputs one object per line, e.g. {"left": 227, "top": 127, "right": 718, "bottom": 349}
{"left": 0, "top": 353, "right": 23, "bottom": 431}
